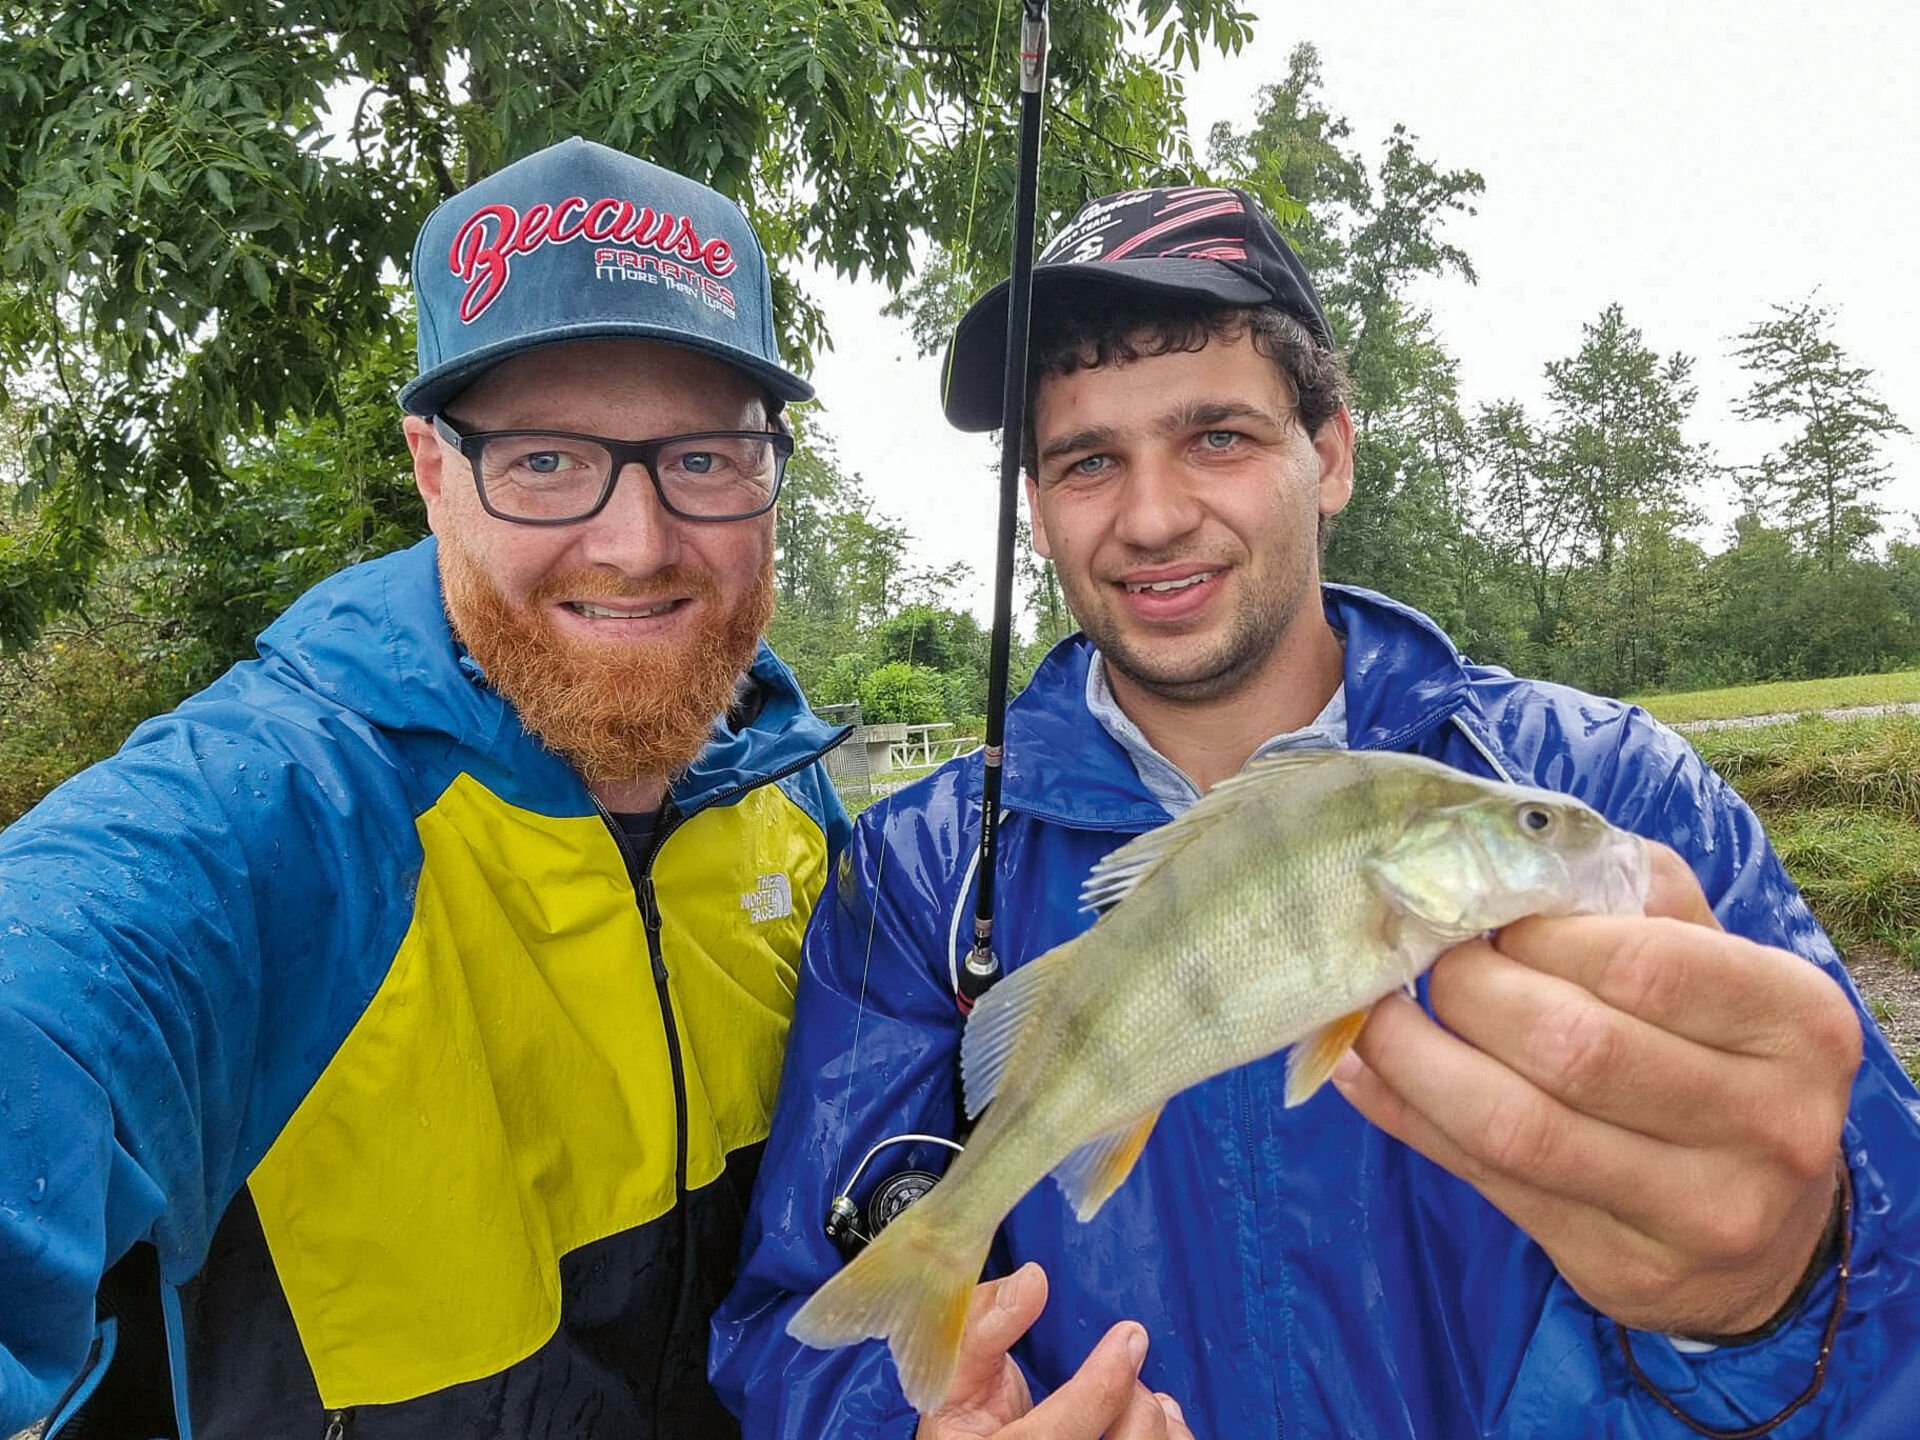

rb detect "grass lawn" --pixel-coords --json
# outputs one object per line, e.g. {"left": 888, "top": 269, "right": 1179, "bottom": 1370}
{"left": 1628, "top": 670, "right": 1920, "bottom": 725}
{"left": 1692, "top": 714, "right": 1920, "bottom": 965}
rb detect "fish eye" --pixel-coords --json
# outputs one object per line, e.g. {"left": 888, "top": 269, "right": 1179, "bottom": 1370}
{"left": 1518, "top": 804, "right": 1554, "bottom": 834}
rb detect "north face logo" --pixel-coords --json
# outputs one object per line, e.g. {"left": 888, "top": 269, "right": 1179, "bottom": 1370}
{"left": 740, "top": 873, "right": 793, "bottom": 924}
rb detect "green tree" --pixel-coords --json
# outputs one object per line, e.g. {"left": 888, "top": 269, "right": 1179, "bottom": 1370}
{"left": 1531, "top": 305, "right": 1710, "bottom": 694}
{"left": 766, "top": 429, "right": 921, "bottom": 701}
{"left": 1475, "top": 398, "right": 1572, "bottom": 648}
{"left": 1206, "top": 45, "right": 1484, "bottom": 619}
{"left": 0, "top": 0, "right": 1255, "bottom": 645}
{"left": 1542, "top": 304, "right": 1706, "bottom": 576}
{"left": 1732, "top": 296, "right": 1909, "bottom": 573}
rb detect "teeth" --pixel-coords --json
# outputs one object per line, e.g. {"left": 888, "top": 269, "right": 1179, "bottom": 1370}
{"left": 571, "top": 601, "right": 675, "bottom": 619}
{"left": 1125, "top": 571, "right": 1215, "bottom": 594}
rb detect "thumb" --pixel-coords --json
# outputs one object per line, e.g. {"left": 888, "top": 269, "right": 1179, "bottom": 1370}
{"left": 1644, "top": 840, "right": 1720, "bottom": 929}
{"left": 943, "top": 1263, "right": 1047, "bottom": 1406}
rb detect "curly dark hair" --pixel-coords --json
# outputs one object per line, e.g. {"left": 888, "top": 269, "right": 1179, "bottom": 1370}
{"left": 1020, "top": 288, "right": 1350, "bottom": 474}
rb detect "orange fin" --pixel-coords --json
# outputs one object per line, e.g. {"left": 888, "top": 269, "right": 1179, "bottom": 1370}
{"left": 1284, "top": 1009, "right": 1369, "bottom": 1108}
{"left": 787, "top": 1200, "right": 985, "bottom": 1413}
{"left": 1050, "top": 1105, "right": 1165, "bottom": 1222}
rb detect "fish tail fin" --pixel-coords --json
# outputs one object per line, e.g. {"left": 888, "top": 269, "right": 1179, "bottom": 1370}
{"left": 787, "top": 1202, "right": 989, "bottom": 1413}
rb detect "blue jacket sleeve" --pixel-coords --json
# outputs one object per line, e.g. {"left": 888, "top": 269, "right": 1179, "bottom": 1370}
{"left": 1498, "top": 712, "right": 1920, "bottom": 1439}
{"left": 0, "top": 697, "right": 415, "bottom": 1432}
{"left": 712, "top": 791, "right": 968, "bottom": 1437}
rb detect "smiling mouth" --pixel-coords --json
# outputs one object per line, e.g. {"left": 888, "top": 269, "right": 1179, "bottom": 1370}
{"left": 1122, "top": 571, "right": 1217, "bottom": 595}
{"left": 564, "top": 599, "right": 683, "bottom": 619}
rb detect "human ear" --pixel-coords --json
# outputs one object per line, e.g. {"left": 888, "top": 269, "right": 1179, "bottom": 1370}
{"left": 403, "top": 415, "right": 450, "bottom": 523}
{"left": 1313, "top": 405, "right": 1355, "bottom": 517}
{"left": 1024, "top": 475, "right": 1054, "bottom": 560}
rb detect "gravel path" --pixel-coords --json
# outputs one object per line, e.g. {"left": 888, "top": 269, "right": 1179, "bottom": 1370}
{"left": 1674, "top": 701, "right": 1920, "bottom": 732}
{"left": 1846, "top": 944, "right": 1920, "bottom": 1080}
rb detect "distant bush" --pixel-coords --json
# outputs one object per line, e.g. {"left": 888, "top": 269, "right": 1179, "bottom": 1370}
{"left": 0, "top": 625, "right": 196, "bottom": 826}
{"left": 857, "top": 661, "right": 949, "bottom": 726}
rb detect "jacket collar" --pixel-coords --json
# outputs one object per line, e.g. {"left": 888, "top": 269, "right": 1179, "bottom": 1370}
{"left": 1000, "top": 583, "right": 1475, "bottom": 829}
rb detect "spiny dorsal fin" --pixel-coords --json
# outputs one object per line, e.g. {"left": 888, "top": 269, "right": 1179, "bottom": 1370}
{"left": 1049, "top": 1105, "right": 1165, "bottom": 1221}
{"left": 1080, "top": 750, "right": 1354, "bottom": 913}
{"left": 960, "top": 944, "right": 1073, "bottom": 1118}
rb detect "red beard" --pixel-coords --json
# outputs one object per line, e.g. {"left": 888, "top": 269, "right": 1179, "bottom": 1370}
{"left": 438, "top": 540, "right": 774, "bottom": 785}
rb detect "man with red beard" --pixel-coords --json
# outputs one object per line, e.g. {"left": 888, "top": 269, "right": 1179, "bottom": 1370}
{"left": 0, "top": 138, "right": 848, "bottom": 1440}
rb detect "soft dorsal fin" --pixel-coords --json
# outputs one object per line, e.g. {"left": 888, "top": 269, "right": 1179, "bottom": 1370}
{"left": 960, "top": 943, "right": 1073, "bottom": 1118}
{"left": 1080, "top": 749, "right": 1353, "bottom": 912}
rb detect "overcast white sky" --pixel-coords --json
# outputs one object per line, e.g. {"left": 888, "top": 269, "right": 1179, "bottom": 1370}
{"left": 798, "top": 0, "right": 1920, "bottom": 621}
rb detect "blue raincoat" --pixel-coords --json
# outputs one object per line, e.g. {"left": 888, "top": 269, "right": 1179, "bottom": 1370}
{"left": 713, "top": 584, "right": 1920, "bottom": 1439}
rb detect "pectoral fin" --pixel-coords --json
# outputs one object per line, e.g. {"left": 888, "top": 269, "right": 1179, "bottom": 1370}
{"left": 1284, "top": 1009, "right": 1370, "bottom": 1107}
{"left": 1050, "top": 1106, "right": 1164, "bottom": 1222}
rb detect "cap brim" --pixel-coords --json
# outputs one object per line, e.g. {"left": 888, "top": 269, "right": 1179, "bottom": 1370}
{"left": 399, "top": 322, "right": 814, "bottom": 417}
{"left": 939, "top": 260, "right": 1273, "bottom": 432}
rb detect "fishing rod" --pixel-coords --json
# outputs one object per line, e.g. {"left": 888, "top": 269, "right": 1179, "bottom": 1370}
{"left": 957, "top": 0, "right": 1049, "bottom": 1015}
{"left": 822, "top": 0, "right": 1050, "bottom": 1257}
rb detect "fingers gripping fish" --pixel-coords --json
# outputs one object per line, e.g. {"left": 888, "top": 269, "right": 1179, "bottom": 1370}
{"left": 788, "top": 749, "right": 1652, "bottom": 1413}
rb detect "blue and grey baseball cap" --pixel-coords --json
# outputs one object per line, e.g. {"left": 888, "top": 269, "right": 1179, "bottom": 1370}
{"left": 399, "top": 137, "right": 812, "bottom": 415}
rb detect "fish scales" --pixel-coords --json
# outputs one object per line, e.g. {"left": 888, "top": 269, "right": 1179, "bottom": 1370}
{"left": 789, "top": 749, "right": 1651, "bottom": 1414}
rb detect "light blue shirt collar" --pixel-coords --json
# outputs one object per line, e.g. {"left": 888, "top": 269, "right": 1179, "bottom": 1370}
{"left": 1085, "top": 652, "right": 1348, "bottom": 819}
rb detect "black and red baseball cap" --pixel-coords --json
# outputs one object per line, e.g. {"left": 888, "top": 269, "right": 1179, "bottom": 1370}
{"left": 940, "top": 185, "right": 1332, "bottom": 432}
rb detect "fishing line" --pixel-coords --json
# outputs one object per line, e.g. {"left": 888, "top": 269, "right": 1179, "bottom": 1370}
{"left": 823, "top": 0, "right": 1050, "bottom": 1226}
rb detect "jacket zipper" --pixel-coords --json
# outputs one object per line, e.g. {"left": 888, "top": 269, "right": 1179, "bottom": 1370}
{"left": 1239, "top": 1069, "right": 1285, "bottom": 1440}
{"left": 590, "top": 741, "right": 839, "bottom": 1421}
{"left": 323, "top": 1408, "right": 352, "bottom": 1438}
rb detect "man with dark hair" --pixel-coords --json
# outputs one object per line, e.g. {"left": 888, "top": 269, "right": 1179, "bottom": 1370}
{"left": 713, "top": 185, "right": 1920, "bottom": 1438}
{"left": 0, "top": 138, "right": 847, "bottom": 1438}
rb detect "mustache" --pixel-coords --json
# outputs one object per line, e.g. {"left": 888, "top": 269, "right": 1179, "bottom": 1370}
{"left": 1098, "top": 549, "right": 1230, "bottom": 578}
{"left": 526, "top": 564, "right": 718, "bottom": 607}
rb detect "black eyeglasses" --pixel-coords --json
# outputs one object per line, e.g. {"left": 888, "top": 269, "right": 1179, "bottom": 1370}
{"left": 432, "top": 414, "right": 793, "bottom": 525}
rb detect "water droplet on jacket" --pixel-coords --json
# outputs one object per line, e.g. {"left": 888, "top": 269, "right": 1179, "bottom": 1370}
{"left": 418, "top": 1112, "right": 430, "bottom": 1128}
{"left": 29, "top": 1176, "right": 46, "bottom": 1204}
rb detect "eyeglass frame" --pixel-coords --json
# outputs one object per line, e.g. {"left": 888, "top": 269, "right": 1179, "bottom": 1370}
{"left": 430, "top": 413, "right": 795, "bottom": 526}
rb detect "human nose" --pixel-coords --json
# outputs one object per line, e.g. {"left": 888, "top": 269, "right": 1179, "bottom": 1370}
{"left": 1112, "top": 451, "right": 1204, "bottom": 550}
{"left": 577, "top": 459, "right": 684, "bottom": 573}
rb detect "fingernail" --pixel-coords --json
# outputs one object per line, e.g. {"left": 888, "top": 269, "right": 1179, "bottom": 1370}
{"left": 1126, "top": 1325, "right": 1148, "bottom": 1367}
{"left": 998, "top": 1268, "right": 1025, "bottom": 1311}
{"left": 1157, "top": 1393, "right": 1185, "bottom": 1423}
{"left": 1331, "top": 1052, "right": 1364, "bottom": 1088}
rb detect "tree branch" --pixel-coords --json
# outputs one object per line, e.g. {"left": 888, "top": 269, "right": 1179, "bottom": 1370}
{"left": 1048, "top": 103, "right": 1159, "bottom": 167}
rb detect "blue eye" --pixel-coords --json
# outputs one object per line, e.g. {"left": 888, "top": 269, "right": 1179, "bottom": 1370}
{"left": 525, "top": 452, "right": 565, "bottom": 474}
{"left": 1202, "top": 431, "right": 1239, "bottom": 450}
{"left": 680, "top": 452, "right": 714, "bottom": 474}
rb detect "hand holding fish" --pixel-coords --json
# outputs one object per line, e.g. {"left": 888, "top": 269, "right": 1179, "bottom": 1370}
{"left": 1332, "top": 842, "right": 1863, "bottom": 1337}
{"left": 792, "top": 750, "right": 1659, "bottom": 1411}
{"left": 912, "top": 1264, "right": 1195, "bottom": 1439}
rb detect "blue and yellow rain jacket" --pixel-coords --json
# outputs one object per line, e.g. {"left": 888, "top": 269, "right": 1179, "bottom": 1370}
{"left": 0, "top": 537, "right": 849, "bottom": 1438}
{"left": 714, "top": 584, "right": 1920, "bottom": 1439}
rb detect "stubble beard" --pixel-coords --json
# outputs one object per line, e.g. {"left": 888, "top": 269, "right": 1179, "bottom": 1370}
{"left": 439, "top": 538, "right": 775, "bottom": 786}
{"left": 1065, "top": 550, "right": 1314, "bottom": 706}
